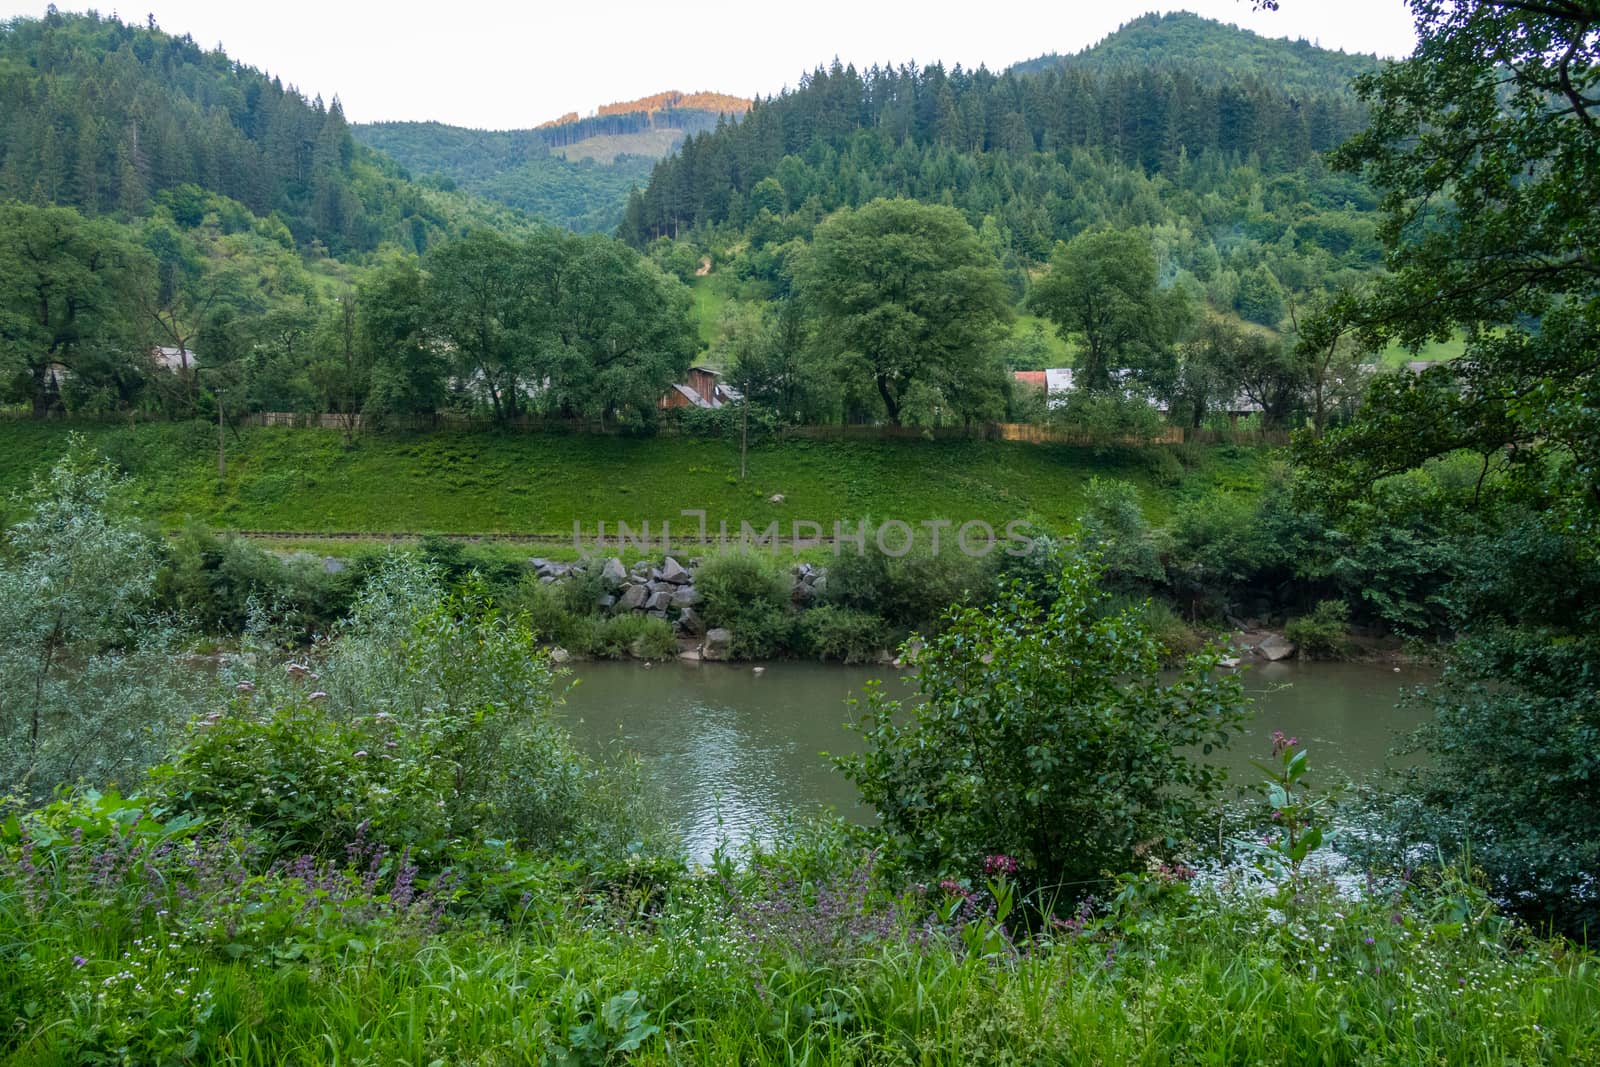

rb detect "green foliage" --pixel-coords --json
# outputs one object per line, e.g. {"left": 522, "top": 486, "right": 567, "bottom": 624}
{"left": 1284, "top": 599, "right": 1351, "bottom": 660}
{"left": 796, "top": 605, "right": 891, "bottom": 664}
{"left": 1404, "top": 626, "right": 1600, "bottom": 936}
{"left": 694, "top": 552, "right": 791, "bottom": 629}
{"left": 156, "top": 564, "right": 663, "bottom": 863}
{"left": 425, "top": 227, "right": 696, "bottom": 423}
{"left": 354, "top": 113, "right": 721, "bottom": 233}
{"left": 0, "top": 12, "right": 522, "bottom": 255}
{"left": 820, "top": 544, "right": 991, "bottom": 636}
{"left": 1027, "top": 228, "right": 1190, "bottom": 391}
{"left": 0, "top": 442, "right": 211, "bottom": 799}
{"left": 1076, "top": 476, "right": 1167, "bottom": 589}
{"left": 0, "top": 202, "right": 148, "bottom": 415}
{"left": 800, "top": 199, "right": 1014, "bottom": 426}
{"left": 837, "top": 558, "right": 1248, "bottom": 893}
{"left": 155, "top": 524, "right": 351, "bottom": 638}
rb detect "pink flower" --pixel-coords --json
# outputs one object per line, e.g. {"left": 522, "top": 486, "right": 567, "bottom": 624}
{"left": 983, "top": 853, "right": 1019, "bottom": 877}
{"left": 352, "top": 750, "right": 368, "bottom": 759}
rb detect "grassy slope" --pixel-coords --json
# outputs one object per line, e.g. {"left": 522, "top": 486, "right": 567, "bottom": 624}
{"left": 0, "top": 421, "right": 1272, "bottom": 536}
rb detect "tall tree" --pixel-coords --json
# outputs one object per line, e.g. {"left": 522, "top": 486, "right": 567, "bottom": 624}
{"left": 1027, "top": 228, "right": 1190, "bottom": 392}
{"left": 424, "top": 230, "right": 531, "bottom": 421}
{"left": 799, "top": 198, "right": 1012, "bottom": 425}
{"left": 0, "top": 202, "right": 147, "bottom": 416}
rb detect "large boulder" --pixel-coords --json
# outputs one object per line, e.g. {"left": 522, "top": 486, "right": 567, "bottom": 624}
{"left": 645, "top": 590, "right": 673, "bottom": 612}
{"left": 595, "top": 593, "right": 617, "bottom": 611}
{"left": 618, "top": 584, "right": 649, "bottom": 611}
{"left": 703, "top": 627, "right": 733, "bottom": 661}
{"left": 661, "top": 556, "right": 691, "bottom": 584}
{"left": 1257, "top": 634, "right": 1298, "bottom": 662}
{"left": 670, "top": 585, "right": 701, "bottom": 608}
{"left": 600, "top": 557, "right": 628, "bottom": 588}
{"left": 677, "top": 607, "right": 706, "bottom": 635}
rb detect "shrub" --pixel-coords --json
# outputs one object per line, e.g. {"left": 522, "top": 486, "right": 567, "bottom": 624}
{"left": 836, "top": 557, "right": 1249, "bottom": 896}
{"left": 822, "top": 543, "right": 991, "bottom": 634}
{"left": 1284, "top": 599, "right": 1351, "bottom": 659}
{"left": 0, "top": 444, "right": 213, "bottom": 801}
{"left": 590, "top": 614, "right": 676, "bottom": 660}
{"left": 797, "top": 605, "right": 890, "bottom": 663}
{"left": 157, "top": 562, "right": 665, "bottom": 864}
{"left": 1405, "top": 627, "right": 1600, "bottom": 936}
{"left": 727, "top": 600, "right": 798, "bottom": 660}
{"left": 1077, "top": 476, "right": 1167, "bottom": 590}
{"left": 694, "top": 551, "right": 790, "bottom": 628}
{"left": 156, "top": 524, "right": 351, "bottom": 639}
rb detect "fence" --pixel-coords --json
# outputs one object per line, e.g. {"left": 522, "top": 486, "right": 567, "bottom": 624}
{"left": 12, "top": 407, "right": 1290, "bottom": 448}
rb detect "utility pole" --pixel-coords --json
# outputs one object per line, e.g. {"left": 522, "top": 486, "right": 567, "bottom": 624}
{"left": 216, "top": 387, "right": 226, "bottom": 480}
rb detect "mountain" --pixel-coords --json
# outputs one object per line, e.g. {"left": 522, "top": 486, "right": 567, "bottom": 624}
{"left": 622, "top": 15, "right": 1372, "bottom": 252}
{"left": 618, "top": 12, "right": 1386, "bottom": 349}
{"left": 353, "top": 91, "right": 751, "bottom": 233}
{"left": 1011, "top": 11, "right": 1382, "bottom": 95}
{"left": 0, "top": 10, "right": 525, "bottom": 256}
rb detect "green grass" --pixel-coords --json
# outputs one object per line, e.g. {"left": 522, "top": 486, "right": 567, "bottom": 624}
{"left": 1012, "top": 312, "right": 1078, "bottom": 366}
{"left": 1378, "top": 332, "right": 1469, "bottom": 369}
{"left": 6, "top": 830, "right": 1596, "bottom": 1065}
{"left": 688, "top": 274, "right": 732, "bottom": 351}
{"left": 0, "top": 420, "right": 1273, "bottom": 537}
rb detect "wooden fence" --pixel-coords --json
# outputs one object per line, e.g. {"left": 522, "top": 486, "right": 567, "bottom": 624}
{"left": 9, "top": 407, "right": 1290, "bottom": 447}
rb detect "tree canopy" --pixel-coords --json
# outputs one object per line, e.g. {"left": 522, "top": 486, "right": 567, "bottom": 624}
{"left": 800, "top": 199, "right": 1013, "bottom": 426}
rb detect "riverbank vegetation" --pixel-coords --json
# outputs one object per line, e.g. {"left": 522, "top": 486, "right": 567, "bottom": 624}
{"left": 3, "top": 450, "right": 1597, "bottom": 1063}
{"left": 3, "top": 0, "right": 1599, "bottom": 1056}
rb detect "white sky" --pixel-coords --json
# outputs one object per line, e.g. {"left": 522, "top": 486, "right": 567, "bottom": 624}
{"left": 1, "top": 1, "right": 1419, "bottom": 129}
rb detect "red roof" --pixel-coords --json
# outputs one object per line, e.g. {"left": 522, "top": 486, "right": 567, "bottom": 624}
{"left": 1013, "top": 371, "right": 1047, "bottom": 389}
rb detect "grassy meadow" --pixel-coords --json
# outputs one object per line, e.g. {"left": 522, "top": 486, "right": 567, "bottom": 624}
{"left": 0, "top": 420, "right": 1272, "bottom": 537}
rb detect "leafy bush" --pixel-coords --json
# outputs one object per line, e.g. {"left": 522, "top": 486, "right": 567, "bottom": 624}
{"left": 590, "top": 613, "right": 676, "bottom": 660}
{"left": 156, "top": 562, "right": 665, "bottom": 863}
{"left": 726, "top": 600, "right": 798, "bottom": 660}
{"left": 1404, "top": 628, "right": 1600, "bottom": 936}
{"left": 694, "top": 551, "right": 791, "bottom": 628}
{"left": 837, "top": 558, "right": 1249, "bottom": 895}
{"left": 0, "top": 444, "right": 213, "bottom": 801}
{"left": 156, "top": 524, "right": 353, "bottom": 638}
{"left": 1284, "top": 599, "right": 1351, "bottom": 659}
{"left": 1076, "top": 476, "right": 1167, "bottom": 590}
{"left": 797, "top": 605, "right": 890, "bottom": 663}
{"left": 822, "top": 543, "right": 991, "bottom": 635}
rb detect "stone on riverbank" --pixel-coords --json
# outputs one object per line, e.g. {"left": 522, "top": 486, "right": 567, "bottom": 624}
{"left": 703, "top": 628, "right": 733, "bottom": 661}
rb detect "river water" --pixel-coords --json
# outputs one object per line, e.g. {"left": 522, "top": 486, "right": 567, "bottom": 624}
{"left": 559, "top": 659, "right": 1435, "bottom": 860}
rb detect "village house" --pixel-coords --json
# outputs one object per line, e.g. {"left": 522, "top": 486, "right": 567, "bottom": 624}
{"left": 659, "top": 365, "right": 742, "bottom": 410}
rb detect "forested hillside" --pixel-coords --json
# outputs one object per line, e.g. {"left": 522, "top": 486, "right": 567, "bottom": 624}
{"left": 623, "top": 15, "right": 1374, "bottom": 253}
{"left": 0, "top": 9, "right": 522, "bottom": 255}
{"left": 1012, "top": 11, "right": 1379, "bottom": 92}
{"left": 356, "top": 94, "right": 750, "bottom": 232}
{"left": 0, "top": 10, "right": 700, "bottom": 424}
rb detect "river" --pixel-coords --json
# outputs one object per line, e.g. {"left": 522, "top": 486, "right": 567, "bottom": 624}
{"left": 559, "top": 658, "right": 1435, "bottom": 861}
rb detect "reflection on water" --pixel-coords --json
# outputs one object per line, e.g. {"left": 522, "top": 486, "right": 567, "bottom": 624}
{"left": 560, "top": 659, "right": 1435, "bottom": 862}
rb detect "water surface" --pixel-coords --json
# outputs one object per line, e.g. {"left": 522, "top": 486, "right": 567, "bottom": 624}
{"left": 560, "top": 659, "right": 1434, "bottom": 860}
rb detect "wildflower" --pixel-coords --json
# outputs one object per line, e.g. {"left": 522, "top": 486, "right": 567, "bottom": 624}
{"left": 938, "top": 878, "right": 968, "bottom": 897}
{"left": 1364, "top": 936, "right": 1376, "bottom": 945}
{"left": 72, "top": 956, "right": 88, "bottom": 968}
{"left": 235, "top": 681, "right": 255, "bottom": 694}
{"left": 352, "top": 750, "right": 368, "bottom": 758}
{"left": 307, "top": 691, "right": 328, "bottom": 702}
{"left": 983, "top": 854, "right": 1019, "bottom": 877}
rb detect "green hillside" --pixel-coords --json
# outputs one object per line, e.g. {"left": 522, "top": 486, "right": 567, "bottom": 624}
{"left": 0, "top": 10, "right": 526, "bottom": 256}
{"left": 354, "top": 106, "right": 735, "bottom": 233}
{"left": 0, "top": 421, "right": 1269, "bottom": 536}
{"left": 1012, "top": 10, "right": 1383, "bottom": 93}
